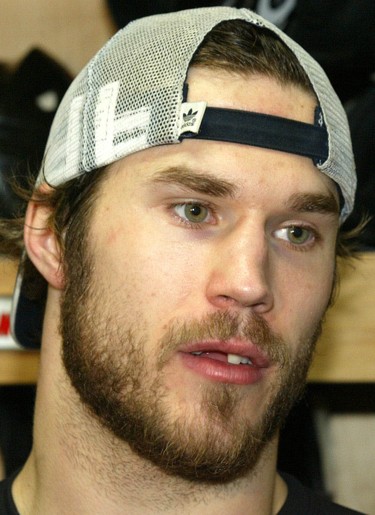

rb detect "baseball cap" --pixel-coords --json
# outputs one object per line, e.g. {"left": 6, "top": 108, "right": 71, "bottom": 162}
{"left": 11, "top": 7, "right": 356, "bottom": 348}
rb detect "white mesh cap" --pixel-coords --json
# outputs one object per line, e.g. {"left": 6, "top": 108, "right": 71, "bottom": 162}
{"left": 41, "top": 6, "right": 356, "bottom": 220}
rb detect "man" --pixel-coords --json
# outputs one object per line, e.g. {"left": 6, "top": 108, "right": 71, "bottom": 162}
{"left": 0, "top": 7, "right": 362, "bottom": 514}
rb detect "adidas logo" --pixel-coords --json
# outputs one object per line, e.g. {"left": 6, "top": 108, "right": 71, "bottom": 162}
{"left": 183, "top": 108, "right": 198, "bottom": 124}
{"left": 179, "top": 101, "right": 207, "bottom": 136}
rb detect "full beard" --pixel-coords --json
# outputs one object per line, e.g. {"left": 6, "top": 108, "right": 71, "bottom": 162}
{"left": 60, "top": 249, "right": 322, "bottom": 484}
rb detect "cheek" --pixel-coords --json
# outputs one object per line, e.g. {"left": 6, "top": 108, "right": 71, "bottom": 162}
{"left": 94, "top": 220, "right": 206, "bottom": 318}
{"left": 275, "top": 256, "right": 335, "bottom": 345}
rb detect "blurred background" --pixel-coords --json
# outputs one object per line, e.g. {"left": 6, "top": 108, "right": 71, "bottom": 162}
{"left": 0, "top": 1, "right": 374, "bottom": 513}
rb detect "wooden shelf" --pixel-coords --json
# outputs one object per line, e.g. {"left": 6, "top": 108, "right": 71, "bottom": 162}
{"left": 309, "top": 253, "right": 375, "bottom": 382}
{"left": 0, "top": 351, "right": 40, "bottom": 385}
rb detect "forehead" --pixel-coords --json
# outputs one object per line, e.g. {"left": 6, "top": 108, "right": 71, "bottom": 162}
{"left": 186, "top": 67, "right": 317, "bottom": 124}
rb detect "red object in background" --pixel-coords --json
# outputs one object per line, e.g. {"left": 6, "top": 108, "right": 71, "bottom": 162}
{"left": 0, "top": 313, "right": 10, "bottom": 335}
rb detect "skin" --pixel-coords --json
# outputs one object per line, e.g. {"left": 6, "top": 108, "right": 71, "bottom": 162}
{"left": 13, "top": 70, "right": 339, "bottom": 514}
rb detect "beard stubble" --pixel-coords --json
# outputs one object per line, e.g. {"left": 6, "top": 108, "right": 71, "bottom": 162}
{"left": 60, "top": 242, "right": 322, "bottom": 483}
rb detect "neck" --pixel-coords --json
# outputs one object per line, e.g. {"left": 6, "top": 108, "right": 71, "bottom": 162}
{"left": 12, "top": 312, "right": 287, "bottom": 514}
{"left": 14, "top": 384, "right": 286, "bottom": 514}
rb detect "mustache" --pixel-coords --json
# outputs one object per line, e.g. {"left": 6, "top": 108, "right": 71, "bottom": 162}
{"left": 158, "top": 311, "right": 290, "bottom": 368}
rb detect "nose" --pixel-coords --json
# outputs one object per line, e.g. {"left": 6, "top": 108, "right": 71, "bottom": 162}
{"left": 206, "top": 220, "right": 274, "bottom": 314}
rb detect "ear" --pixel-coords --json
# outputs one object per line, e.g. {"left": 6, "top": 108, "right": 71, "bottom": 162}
{"left": 24, "top": 195, "right": 65, "bottom": 290}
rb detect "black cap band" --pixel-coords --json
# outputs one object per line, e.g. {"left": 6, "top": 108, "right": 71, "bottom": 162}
{"left": 180, "top": 106, "right": 328, "bottom": 165}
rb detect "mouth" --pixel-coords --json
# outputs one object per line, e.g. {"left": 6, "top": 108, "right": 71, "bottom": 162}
{"left": 178, "top": 340, "right": 271, "bottom": 385}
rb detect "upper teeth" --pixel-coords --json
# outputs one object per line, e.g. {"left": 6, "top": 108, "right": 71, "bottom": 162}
{"left": 227, "top": 353, "right": 252, "bottom": 365}
{"left": 190, "top": 351, "right": 252, "bottom": 365}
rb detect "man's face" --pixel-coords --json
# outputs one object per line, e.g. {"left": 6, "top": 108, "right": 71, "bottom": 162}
{"left": 61, "top": 70, "right": 339, "bottom": 482}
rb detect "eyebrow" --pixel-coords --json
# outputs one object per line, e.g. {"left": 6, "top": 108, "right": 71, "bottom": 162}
{"left": 149, "top": 166, "right": 237, "bottom": 198}
{"left": 286, "top": 192, "right": 340, "bottom": 216}
{"left": 148, "top": 166, "right": 340, "bottom": 216}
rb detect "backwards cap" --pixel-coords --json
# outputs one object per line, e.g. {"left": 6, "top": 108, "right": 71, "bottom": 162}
{"left": 12, "top": 7, "right": 356, "bottom": 348}
{"left": 41, "top": 6, "right": 355, "bottom": 218}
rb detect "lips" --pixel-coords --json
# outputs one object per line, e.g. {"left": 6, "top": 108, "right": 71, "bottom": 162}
{"left": 178, "top": 339, "right": 271, "bottom": 385}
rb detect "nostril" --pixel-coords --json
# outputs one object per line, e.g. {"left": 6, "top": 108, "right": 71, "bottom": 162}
{"left": 213, "top": 295, "right": 240, "bottom": 308}
{"left": 219, "top": 295, "right": 235, "bottom": 303}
